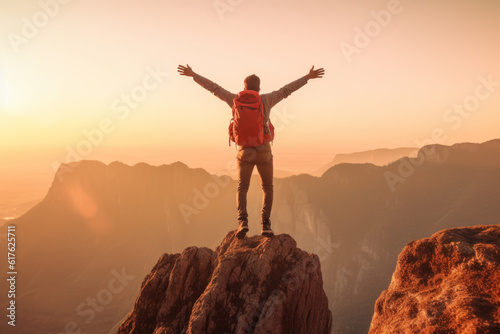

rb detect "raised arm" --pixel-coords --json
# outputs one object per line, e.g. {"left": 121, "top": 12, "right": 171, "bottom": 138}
{"left": 177, "top": 64, "right": 235, "bottom": 108}
{"left": 264, "top": 65, "right": 325, "bottom": 108}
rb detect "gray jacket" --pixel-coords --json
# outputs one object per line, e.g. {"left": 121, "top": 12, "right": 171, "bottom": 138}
{"left": 193, "top": 73, "right": 308, "bottom": 126}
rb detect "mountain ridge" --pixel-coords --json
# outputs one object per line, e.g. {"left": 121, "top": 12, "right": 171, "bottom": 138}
{"left": 3, "top": 138, "right": 500, "bottom": 333}
{"left": 313, "top": 146, "right": 419, "bottom": 176}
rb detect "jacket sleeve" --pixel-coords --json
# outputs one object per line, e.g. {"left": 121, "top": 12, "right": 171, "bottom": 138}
{"left": 193, "top": 73, "right": 236, "bottom": 108}
{"left": 264, "top": 76, "right": 308, "bottom": 108}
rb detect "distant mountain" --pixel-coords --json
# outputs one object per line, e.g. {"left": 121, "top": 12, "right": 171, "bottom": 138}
{"left": 274, "top": 169, "right": 296, "bottom": 178}
{"left": 370, "top": 224, "right": 500, "bottom": 333}
{"left": 119, "top": 231, "right": 332, "bottom": 334}
{"left": 313, "top": 147, "right": 419, "bottom": 176}
{"left": 0, "top": 161, "right": 238, "bottom": 334}
{"left": 2, "top": 139, "right": 500, "bottom": 334}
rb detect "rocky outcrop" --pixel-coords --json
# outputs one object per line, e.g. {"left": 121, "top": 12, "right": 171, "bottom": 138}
{"left": 119, "top": 231, "right": 332, "bottom": 334}
{"left": 369, "top": 225, "right": 500, "bottom": 334}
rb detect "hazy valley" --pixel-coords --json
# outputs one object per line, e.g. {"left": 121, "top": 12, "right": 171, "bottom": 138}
{"left": 2, "top": 139, "right": 500, "bottom": 333}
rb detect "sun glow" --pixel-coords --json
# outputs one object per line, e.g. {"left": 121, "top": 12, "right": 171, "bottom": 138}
{"left": 1, "top": 73, "right": 22, "bottom": 115}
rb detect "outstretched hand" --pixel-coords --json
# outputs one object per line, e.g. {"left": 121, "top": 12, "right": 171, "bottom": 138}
{"left": 177, "top": 64, "right": 195, "bottom": 77}
{"left": 306, "top": 66, "right": 325, "bottom": 80}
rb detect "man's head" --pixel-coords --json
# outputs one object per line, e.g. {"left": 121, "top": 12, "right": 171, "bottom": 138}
{"left": 244, "top": 74, "right": 260, "bottom": 92}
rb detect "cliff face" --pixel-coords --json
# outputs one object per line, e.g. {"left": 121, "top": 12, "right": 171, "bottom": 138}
{"left": 119, "top": 231, "right": 332, "bottom": 334}
{"left": 369, "top": 225, "right": 500, "bottom": 334}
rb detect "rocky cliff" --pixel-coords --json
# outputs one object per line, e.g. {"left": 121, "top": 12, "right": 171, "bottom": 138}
{"left": 118, "top": 231, "right": 332, "bottom": 334}
{"left": 369, "top": 225, "right": 500, "bottom": 333}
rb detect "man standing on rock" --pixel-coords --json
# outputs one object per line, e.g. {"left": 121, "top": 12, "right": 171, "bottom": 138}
{"left": 177, "top": 64, "right": 325, "bottom": 238}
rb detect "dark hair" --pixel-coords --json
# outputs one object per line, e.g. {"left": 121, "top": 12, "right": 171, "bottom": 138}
{"left": 244, "top": 74, "right": 260, "bottom": 92}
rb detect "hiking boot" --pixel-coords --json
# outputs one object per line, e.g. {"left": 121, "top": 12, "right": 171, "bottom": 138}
{"left": 235, "top": 220, "right": 249, "bottom": 239}
{"left": 261, "top": 218, "right": 274, "bottom": 237}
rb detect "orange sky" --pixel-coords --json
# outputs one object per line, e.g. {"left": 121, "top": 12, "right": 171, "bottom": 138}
{"left": 1, "top": 0, "right": 500, "bottom": 174}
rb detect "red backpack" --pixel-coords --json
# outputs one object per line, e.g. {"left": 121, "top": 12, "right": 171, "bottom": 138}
{"left": 228, "top": 90, "right": 274, "bottom": 147}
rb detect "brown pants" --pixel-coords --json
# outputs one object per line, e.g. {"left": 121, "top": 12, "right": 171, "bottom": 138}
{"left": 236, "top": 142, "right": 273, "bottom": 222}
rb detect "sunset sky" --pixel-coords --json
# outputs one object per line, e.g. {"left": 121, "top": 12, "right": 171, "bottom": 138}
{"left": 1, "top": 0, "right": 500, "bottom": 174}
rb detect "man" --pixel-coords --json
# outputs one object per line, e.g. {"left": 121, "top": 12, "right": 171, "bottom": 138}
{"left": 177, "top": 64, "right": 325, "bottom": 238}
